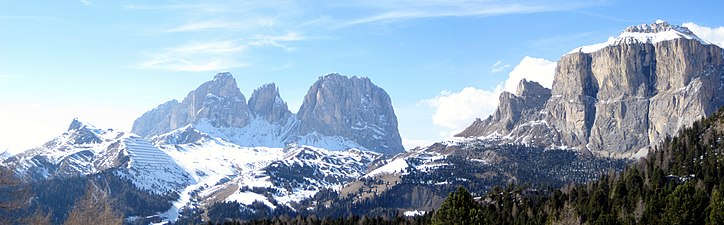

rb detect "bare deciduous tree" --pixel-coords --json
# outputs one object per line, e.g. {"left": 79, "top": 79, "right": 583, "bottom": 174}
{"left": 553, "top": 202, "right": 581, "bottom": 225}
{"left": 0, "top": 166, "right": 29, "bottom": 210}
{"left": 19, "top": 209, "right": 52, "bottom": 225}
{"left": 63, "top": 181, "right": 124, "bottom": 225}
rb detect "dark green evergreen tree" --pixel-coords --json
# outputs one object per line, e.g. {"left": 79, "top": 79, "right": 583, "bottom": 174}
{"left": 708, "top": 187, "right": 724, "bottom": 225}
{"left": 431, "top": 187, "right": 482, "bottom": 225}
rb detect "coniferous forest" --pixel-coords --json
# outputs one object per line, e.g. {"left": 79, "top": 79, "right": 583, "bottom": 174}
{"left": 209, "top": 108, "right": 724, "bottom": 224}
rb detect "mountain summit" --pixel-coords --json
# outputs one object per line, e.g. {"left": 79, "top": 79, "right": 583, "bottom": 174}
{"left": 297, "top": 74, "right": 404, "bottom": 154}
{"left": 132, "top": 72, "right": 251, "bottom": 137}
{"left": 132, "top": 72, "right": 404, "bottom": 155}
{"left": 458, "top": 20, "right": 724, "bottom": 157}
{"left": 571, "top": 20, "right": 710, "bottom": 53}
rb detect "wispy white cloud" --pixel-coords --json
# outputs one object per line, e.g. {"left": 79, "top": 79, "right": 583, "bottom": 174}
{"left": 127, "top": 0, "right": 307, "bottom": 72}
{"left": 161, "top": 19, "right": 276, "bottom": 33}
{"left": 421, "top": 56, "right": 557, "bottom": 134}
{"left": 332, "top": 0, "right": 606, "bottom": 28}
{"left": 249, "top": 32, "right": 306, "bottom": 51}
{"left": 80, "top": 0, "right": 91, "bottom": 6}
{"left": 336, "top": 4, "right": 549, "bottom": 28}
{"left": 130, "top": 0, "right": 594, "bottom": 72}
{"left": 683, "top": 22, "right": 724, "bottom": 47}
{"left": 138, "top": 41, "right": 249, "bottom": 72}
{"left": 123, "top": 2, "right": 269, "bottom": 14}
{"left": 138, "top": 32, "right": 306, "bottom": 72}
{"left": 491, "top": 60, "right": 511, "bottom": 73}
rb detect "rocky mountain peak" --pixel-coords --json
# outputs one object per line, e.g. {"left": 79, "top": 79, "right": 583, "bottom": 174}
{"left": 297, "top": 73, "right": 404, "bottom": 155}
{"left": 193, "top": 72, "right": 244, "bottom": 99}
{"left": 515, "top": 79, "right": 551, "bottom": 99}
{"left": 68, "top": 118, "right": 94, "bottom": 131}
{"left": 132, "top": 72, "right": 251, "bottom": 137}
{"left": 248, "top": 83, "right": 292, "bottom": 124}
{"left": 623, "top": 20, "right": 696, "bottom": 37}
{"left": 571, "top": 20, "right": 710, "bottom": 54}
{"left": 457, "top": 80, "right": 551, "bottom": 139}
{"left": 64, "top": 118, "right": 104, "bottom": 145}
{"left": 462, "top": 21, "right": 724, "bottom": 157}
{"left": 133, "top": 72, "right": 404, "bottom": 155}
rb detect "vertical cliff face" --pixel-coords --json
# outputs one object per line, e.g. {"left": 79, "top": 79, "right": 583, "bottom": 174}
{"left": 458, "top": 21, "right": 724, "bottom": 156}
{"left": 544, "top": 52, "right": 599, "bottom": 148}
{"left": 180, "top": 72, "right": 251, "bottom": 128}
{"left": 130, "top": 100, "right": 179, "bottom": 138}
{"left": 132, "top": 72, "right": 251, "bottom": 137}
{"left": 297, "top": 74, "right": 404, "bottom": 155}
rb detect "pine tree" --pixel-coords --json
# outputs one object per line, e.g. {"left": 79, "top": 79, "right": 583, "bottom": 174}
{"left": 662, "top": 181, "right": 706, "bottom": 225}
{"left": 708, "top": 187, "right": 724, "bottom": 225}
{"left": 432, "top": 187, "right": 483, "bottom": 225}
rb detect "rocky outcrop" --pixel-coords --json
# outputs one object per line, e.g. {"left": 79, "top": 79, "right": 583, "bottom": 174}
{"left": 130, "top": 100, "right": 179, "bottom": 138}
{"left": 297, "top": 74, "right": 404, "bottom": 155}
{"left": 458, "top": 79, "right": 551, "bottom": 143}
{"left": 132, "top": 72, "right": 251, "bottom": 137}
{"left": 248, "top": 83, "right": 292, "bottom": 124}
{"left": 458, "top": 21, "right": 724, "bottom": 156}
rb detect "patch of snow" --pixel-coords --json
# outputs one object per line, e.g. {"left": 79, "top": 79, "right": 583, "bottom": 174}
{"left": 365, "top": 158, "right": 409, "bottom": 177}
{"left": 403, "top": 210, "right": 426, "bottom": 217}
{"left": 226, "top": 192, "right": 276, "bottom": 209}
{"left": 296, "top": 132, "right": 367, "bottom": 151}
{"left": 469, "top": 158, "right": 490, "bottom": 165}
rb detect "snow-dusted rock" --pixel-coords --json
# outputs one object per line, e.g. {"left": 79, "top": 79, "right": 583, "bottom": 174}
{"left": 458, "top": 20, "right": 724, "bottom": 156}
{"left": 133, "top": 72, "right": 404, "bottom": 155}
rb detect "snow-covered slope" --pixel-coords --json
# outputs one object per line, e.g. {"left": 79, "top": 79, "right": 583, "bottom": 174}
{"left": 3, "top": 119, "right": 192, "bottom": 194}
{"left": 150, "top": 128, "right": 381, "bottom": 222}
{"left": 0, "top": 151, "right": 12, "bottom": 161}
{"left": 570, "top": 20, "right": 711, "bottom": 54}
{"left": 364, "top": 145, "right": 449, "bottom": 180}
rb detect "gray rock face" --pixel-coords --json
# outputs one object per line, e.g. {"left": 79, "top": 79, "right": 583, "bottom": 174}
{"left": 132, "top": 72, "right": 251, "bottom": 137}
{"left": 248, "top": 83, "right": 292, "bottom": 124}
{"left": 458, "top": 21, "right": 724, "bottom": 155}
{"left": 297, "top": 74, "right": 404, "bottom": 155}
{"left": 458, "top": 79, "right": 551, "bottom": 143}
{"left": 129, "top": 100, "right": 179, "bottom": 138}
{"left": 133, "top": 72, "right": 404, "bottom": 155}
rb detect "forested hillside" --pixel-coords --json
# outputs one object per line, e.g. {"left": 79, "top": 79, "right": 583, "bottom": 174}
{"left": 430, "top": 107, "right": 724, "bottom": 225}
{"left": 227, "top": 107, "right": 724, "bottom": 225}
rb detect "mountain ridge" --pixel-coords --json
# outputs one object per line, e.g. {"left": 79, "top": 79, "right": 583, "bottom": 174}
{"left": 133, "top": 72, "right": 404, "bottom": 155}
{"left": 457, "top": 20, "right": 724, "bottom": 157}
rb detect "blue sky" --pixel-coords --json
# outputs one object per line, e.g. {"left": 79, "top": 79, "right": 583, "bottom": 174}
{"left": 2, "top": 0, "right": 724, "bottom": 153}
